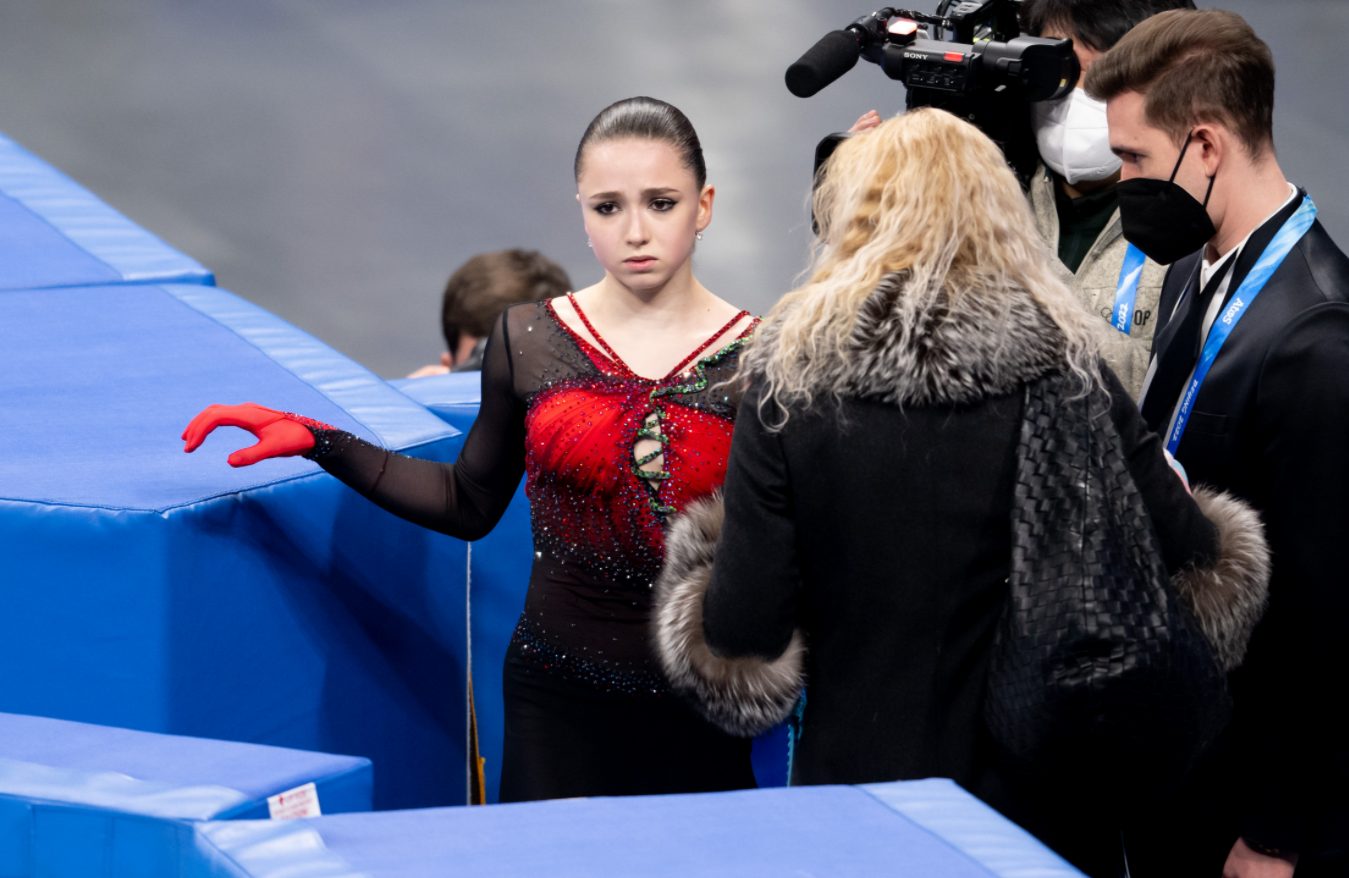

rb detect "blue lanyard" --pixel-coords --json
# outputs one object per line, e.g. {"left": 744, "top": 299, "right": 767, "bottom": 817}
{"left": 1110, "top": 243, "right": 1148, "bottom": 334}
{"left": 1165, "top": 195, "right": 1317, "bottom": 455}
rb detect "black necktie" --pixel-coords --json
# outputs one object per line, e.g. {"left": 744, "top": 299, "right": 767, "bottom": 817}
{"left": 1139, "top": 256, "right": 1235, "bottom": 432}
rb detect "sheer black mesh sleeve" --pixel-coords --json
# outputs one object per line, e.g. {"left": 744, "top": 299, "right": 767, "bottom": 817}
{"left": 306, "top": 313, "right": 526, "bottom": 541}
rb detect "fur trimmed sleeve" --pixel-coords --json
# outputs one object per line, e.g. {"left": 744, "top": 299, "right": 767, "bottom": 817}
{"left": 1173, "top": 485, "right": 1271, "bottom": 671}
{"left": 652, "top": 493, "right": 806, "bottom": 737}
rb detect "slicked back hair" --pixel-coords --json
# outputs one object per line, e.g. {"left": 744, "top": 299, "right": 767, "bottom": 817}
{"left": 1085, "top": 9, "right": 1275, "bottom": 157}
{"left": 574, "top": 96, "right": 706, "bottom": 189}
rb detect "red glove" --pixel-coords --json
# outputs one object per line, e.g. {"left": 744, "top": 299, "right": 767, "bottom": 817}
{"left": 181, "top": 403, "right": 334, "bottom": 467}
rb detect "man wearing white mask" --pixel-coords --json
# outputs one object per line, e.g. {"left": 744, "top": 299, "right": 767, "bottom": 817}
{"left": 851, "top": 0, "right": 1195, "bottom": 395}
{"left": 1021, "top": 0, "right": 1196, "bottom": 395}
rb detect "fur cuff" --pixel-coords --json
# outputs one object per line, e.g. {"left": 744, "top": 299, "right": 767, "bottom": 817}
{"left": 1174, "top": 486, "right": 1272, "bottom": 671}
{"left": 653, "top": 493, "right": 805, "bottom": 737}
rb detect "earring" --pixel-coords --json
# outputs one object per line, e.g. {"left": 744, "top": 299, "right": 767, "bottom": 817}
{"left": 586, "top": 239, "right": 593, "bottom": 249}
{"left": 696, "top": 231, "right": 704, "bottom": 242}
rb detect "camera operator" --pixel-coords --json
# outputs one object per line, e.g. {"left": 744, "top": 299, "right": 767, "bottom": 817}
{"left": 850, "top": 0, "right": 1193, "bottom": 396}
{"left": 1022, "top": 0, "right": 1194, "bottom": 396}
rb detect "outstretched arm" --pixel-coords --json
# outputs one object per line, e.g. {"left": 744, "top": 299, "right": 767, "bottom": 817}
{"left": 182, "top": 312, "right": 527, "bottom": 541}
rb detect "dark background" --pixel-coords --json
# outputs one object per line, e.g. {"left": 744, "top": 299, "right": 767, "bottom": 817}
{"left": 3, "top": 1, "right": 1344, "bottom": 377}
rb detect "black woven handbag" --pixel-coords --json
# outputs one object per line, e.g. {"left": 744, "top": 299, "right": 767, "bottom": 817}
{"left": 984, "top": 372, "right": 1230, "bottom": 797}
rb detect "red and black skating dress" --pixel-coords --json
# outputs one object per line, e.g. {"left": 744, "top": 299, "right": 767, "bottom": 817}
{"left": 308, "top": 296, "right": 758, "bottom": 801}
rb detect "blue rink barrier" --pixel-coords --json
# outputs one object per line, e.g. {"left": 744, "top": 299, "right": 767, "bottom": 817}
{"left": 188, "top": 778, "right": 1084, "bottom": 877}
{"left": 0, "top": 283, "right": 469, "bottom": 810}
{"left": 0, "top": 131, "right": 214, "bottom": 290}
{"left": 393, "top": 373, "right": 791, "bottom": 800}
{"left": 0, "top": 712, "right": 371, "bottom": 878}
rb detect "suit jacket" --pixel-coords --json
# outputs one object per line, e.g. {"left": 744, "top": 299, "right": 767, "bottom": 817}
{"left": 1140, "top": 190, "right": 1349, "bottom": 867}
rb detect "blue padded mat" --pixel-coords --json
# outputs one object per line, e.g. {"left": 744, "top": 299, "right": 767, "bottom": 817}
{"left": 0, "top": 131, "right": 214, "bottom": 290}
{"left": 1, "top": 712, "right": 372, "bottom": 878}
{"left": 1, "top": 284, "right": 469, "bottom": 810}
{"left": 3, "top": 284, "right": 454, "bottom": 509}
{"left": 190, "top": 779, "right": 1084, "bottom": 877}
{"left": 392, "top": 373, "right": 483, "bottom": 432}
{"left": 1, "top": 712, "right": 371, "bottom": 815}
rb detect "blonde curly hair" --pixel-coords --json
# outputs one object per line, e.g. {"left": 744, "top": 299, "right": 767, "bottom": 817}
{"left": 743, "top": 108, "right": 1105, "bottom": 423}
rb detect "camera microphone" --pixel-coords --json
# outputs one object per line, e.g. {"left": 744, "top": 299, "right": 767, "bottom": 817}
{"left": 786, "top": 8, "right": 897, "bottom": 98}
{"left": 786, "top": 30, "right": 865, "bottom": 98}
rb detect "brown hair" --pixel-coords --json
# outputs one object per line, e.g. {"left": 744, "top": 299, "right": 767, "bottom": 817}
{"left": 1084, "top": 9, "right": 1275, "bottom": 157}
{"left": 441, "top": 249, "right": 571, "bottom": 347}
{"left": 574, "top": 97, "right": 706, "bottom": 188}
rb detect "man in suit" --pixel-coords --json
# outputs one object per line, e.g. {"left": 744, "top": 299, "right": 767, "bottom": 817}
{"left": 1087, "top": 10, "right": 1349, "bottom": 877}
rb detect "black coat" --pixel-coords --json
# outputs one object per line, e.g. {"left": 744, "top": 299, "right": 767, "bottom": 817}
{"left": 1135, "top": 193, "right": 1349, "bottom": 871}
{"left": 653, "top": 274, "right": 1271, "bottom": 875}
{"left": 704, "top": 372, "right": 1214, "bottom": 797}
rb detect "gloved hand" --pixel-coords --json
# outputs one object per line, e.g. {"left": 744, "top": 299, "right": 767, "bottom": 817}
{"left": 182, "top": 403, "right": 333, "bottom": 467}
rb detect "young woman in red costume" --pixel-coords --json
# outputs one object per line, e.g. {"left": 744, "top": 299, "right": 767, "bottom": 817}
{"left": 182, "top": 96, "right": 758, "bottom": 802}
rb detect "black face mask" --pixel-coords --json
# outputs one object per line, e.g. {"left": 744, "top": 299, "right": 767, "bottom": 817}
{"left": 1116, "top": 132, "right": 1217, "bottom": 265}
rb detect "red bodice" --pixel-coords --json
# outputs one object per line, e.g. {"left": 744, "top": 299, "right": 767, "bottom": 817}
{"left": 524, "top": 299, "right": 753, "bottom": 586}
{"left": 308, "top": 298, "right": 757, "bottom": 693}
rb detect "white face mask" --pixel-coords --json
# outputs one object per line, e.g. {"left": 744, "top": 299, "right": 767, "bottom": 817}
{"left": 1031, "top": 88, "right": 1122, "bottom": 185}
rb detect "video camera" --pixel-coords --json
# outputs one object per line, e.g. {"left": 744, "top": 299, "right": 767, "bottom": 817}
{"left": 788, "top": 0, "right": 1079, "bottom": 184}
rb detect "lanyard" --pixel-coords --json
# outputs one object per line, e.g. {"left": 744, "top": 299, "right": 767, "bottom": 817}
{"left": 1110, "top": 243, "right": 1148, "bottom": 334}
{"left": 1165, "top": 195, "right": 1317, "bottom": 455}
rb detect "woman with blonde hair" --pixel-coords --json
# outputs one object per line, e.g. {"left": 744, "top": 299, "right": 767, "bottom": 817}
{"left": 652, "top": 108, "right": 1270, "bottom": 875}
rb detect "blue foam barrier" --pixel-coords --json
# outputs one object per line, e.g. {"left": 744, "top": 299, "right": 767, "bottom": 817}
{"left": 0, "top": 131, "right": 214, "bottom": 290}
{"left": 0, "top": 712, "right": 372, "bottom": 878}
{"left": 189, "top": 779, "right": 1084, "bottom": 877}
{"left": 392, "top": 372, "right": 484, "bottom": 433}
{"left": 0, "top": 283, "right": 467, "bottom": 810}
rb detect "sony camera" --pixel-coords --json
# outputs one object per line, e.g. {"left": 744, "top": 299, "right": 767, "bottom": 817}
{"left": 788, "top": 0, "right": 1078, "bottom": 184}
